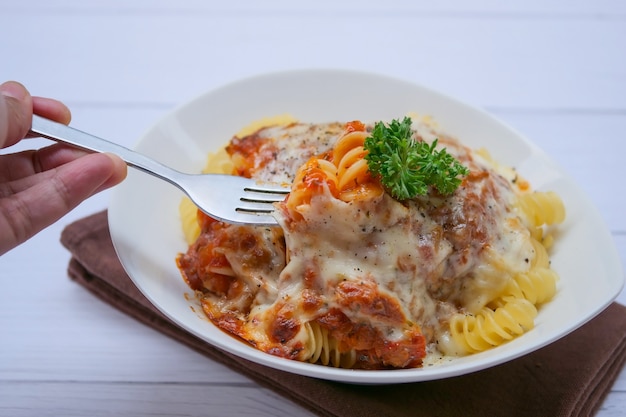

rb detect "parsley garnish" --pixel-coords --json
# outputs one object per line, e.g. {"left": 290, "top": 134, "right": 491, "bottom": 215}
{"left": 363, "top": 117, "right": 469, "bottom": 200}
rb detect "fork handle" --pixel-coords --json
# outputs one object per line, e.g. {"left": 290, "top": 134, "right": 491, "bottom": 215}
{"left": 29, "top": 114, "right": 183, "bottom": 187}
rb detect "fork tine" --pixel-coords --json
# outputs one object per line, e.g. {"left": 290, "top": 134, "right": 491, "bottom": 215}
{"left": 240, "top": 194, "right": 287, "bottom": 204}
{"left": 237, "top": 199, "right": 281, "bottom": 213}
{"left": 235, "top": 199, "right": 279, "bottom": 225}
{"left": 236, "top": 182, "right": 289, "bottom": 218}
{"left": 183, "top": 174, "right": 291, "bottom": 225}
{"left": 243, "top": 182, "right": 291, "bottom": 195}
{"left": 236, "top": 206, "right": 274, "bottom": 215}
{"left": 238, "top": 182, "right": 289, "bottom": 214}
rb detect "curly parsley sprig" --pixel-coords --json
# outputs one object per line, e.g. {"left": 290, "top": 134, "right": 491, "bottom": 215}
{"left": 363, "top": 117, "right": 469, "bottom": 200}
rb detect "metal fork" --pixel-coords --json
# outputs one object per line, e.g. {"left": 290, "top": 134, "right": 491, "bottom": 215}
{"left": 29, "top": 115, "right": 290, "bottom": 226}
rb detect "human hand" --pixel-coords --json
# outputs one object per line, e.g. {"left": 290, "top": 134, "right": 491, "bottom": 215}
{"left": 0, "top": 81, "right": 127, "bottom": 255}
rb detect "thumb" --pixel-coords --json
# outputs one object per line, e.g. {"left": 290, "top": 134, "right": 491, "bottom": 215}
{"left": 0, "top": 81, "right": 33, "bottom": 149}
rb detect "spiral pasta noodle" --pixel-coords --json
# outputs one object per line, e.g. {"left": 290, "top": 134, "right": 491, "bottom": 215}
{"left": 287, "top": 121, "right": 383, "bottom": 211}
{"left": 518, "top": 191, "right": 565, "bottom": 227}
{"left": 286, "top": 158, "right": 338, "bottom": 210}
{"left": 530, "top": 237, "right": 550, "bottom": 268}
{"left": 494, "top": 238, "right": 558, "bottom": 305}
{"left": 449, "top": 297, "right": 538, "bottom": 353}
{"left": 517, "top": 191, "right": 565, "bottom": 248}
{"left": 303, "top": 321, "right": 357, "bottom": 368}
{"left": 496, "top": 268, "right": 557, "bottom": 307}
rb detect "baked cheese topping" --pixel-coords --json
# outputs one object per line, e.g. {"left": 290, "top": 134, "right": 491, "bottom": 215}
{"left": 176, "top": 118, "right": 564, "bottom": 369}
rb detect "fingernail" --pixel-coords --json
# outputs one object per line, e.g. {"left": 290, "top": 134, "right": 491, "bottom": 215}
{"left": 0, "top": 81, "right": 28, "bottom": 101}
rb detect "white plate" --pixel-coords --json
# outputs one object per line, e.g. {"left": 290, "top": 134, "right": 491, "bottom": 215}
{"left": 108, "top": 69, "right": 624, "bottom": 384}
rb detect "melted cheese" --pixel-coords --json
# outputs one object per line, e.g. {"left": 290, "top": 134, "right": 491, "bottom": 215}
{"left": 177, "top": 119, "right": 542, "bottom": 369}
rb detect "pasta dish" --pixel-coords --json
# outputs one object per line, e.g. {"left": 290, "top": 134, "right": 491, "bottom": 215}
{"left": 176, "top": 116, "right": 565, "bottom": 369}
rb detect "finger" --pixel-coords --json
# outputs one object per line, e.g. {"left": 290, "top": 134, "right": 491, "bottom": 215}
{"left": 0, "top": 81, "right": 32, "bottom": 149}
{"left": 94, "top": 153, "right": 127, "bottom": 192}
{"left": 0, "top": 144, "right": 89, "bottom": 184}
{"left": 0, "top": 145, "right": 127, "bottom": 197}
{"left": 32, "top": 96, "right": 71, "bottom": 125}
{"left": 0, "top": 81, "right": 72, "bottom": 146}
{"left": 0, "top": 152, "right": 127, "bottom": 255}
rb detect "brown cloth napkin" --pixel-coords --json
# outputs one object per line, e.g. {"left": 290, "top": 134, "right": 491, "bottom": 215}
{"left": 61, "top": 210, "right": 626, "bottom": 417}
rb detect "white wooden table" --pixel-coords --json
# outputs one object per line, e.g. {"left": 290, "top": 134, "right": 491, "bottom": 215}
{"left": 1, "top": 1, "right": 624, "bottom": 415}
